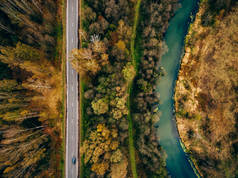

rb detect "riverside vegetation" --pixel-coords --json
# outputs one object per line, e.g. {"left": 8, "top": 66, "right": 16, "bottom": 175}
{"left": 0, "top": 0, "right": 64, "bottom": 177}
{"left": 175, "top": 0, "right": 238, "bottom": 177}
{"left": 70, "top": 0, "right": 179, "bottom": 177}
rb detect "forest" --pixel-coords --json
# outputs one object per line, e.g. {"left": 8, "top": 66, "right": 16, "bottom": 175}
{"left": 70, "top": 0, "right": 179, "bottom": 177}
{"left": 0, "top": 0, "right": 64, "bottom": 177}
{"left": 3, "top": 0, "right": 237, "bottom": 177}
{"left": 175, "top": 0, "right": 238, "bottom": 177}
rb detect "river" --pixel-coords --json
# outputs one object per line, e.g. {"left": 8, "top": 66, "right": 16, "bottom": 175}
{"left": 157, "top": 0, "right": 199, "bottom": 177}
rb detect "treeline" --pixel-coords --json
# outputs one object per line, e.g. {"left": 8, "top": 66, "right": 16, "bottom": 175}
{"left": 71, "top": 0, "right": 178, "bottom": 177}
{"left": 132, "top": 0, "right": 178, "bottom": 177}
{"left": 75, "top": 0, "right": 135, "bottom": 177}
{"left": 0, "top": 0, "right": 62, "bottom": 177}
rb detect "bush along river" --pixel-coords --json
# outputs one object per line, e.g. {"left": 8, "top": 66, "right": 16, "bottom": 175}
{"left": 156, "top": 0, "right": 200, "bottom": 177}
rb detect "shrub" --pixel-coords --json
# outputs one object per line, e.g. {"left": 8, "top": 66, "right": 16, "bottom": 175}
{"left": 91, "top": 98, "right": 109, "bottom": 115}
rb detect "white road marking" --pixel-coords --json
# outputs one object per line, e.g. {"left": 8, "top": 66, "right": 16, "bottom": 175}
{"left": 66, "top": 0, "right": 79, "bottom": 177}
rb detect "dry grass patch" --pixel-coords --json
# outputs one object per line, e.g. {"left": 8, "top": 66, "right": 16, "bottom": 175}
{"left": 175, "top": 3, "right": 238, "bottom": 177}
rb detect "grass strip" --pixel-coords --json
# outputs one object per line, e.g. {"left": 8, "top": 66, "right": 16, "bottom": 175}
{"left": 79, "top": 81, "right": 86, "bottom": 178}
{"left": 59, "top": 0, "right": 66, "bottom": 177}
{"left": 79, "top": 0, "right": 86, "bottom": 177}
{"left": 130, "top": 0, "right": 142, "bottom": 71}
{"left": 127, "top": 0, "right": 142, "bottom": 178}
{"left": 127, "top": 85, "right": 138, "bottom": 178}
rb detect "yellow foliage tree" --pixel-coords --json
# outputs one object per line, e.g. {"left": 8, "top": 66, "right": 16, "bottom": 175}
{"left": 122, "top": 62, "right": 136, "bottom": 82}
{"left": 81, "top": 124, "right": 121, "bottom": 176}
{"left": 70, "top": 40, "right": 109, "bottom": 77}
{"left": 91, "top": 98, "right": 109, "bottom": 115}
{"left": 116, "top": 40, "right": 126, "bottom": 51}
{"left": 91, "top": 162, "right": 109, "bottom": 176}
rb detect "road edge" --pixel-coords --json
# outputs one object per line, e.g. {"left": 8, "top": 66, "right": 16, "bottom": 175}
{"left": 79, "top": 0, "right": 85, "bottom": 177}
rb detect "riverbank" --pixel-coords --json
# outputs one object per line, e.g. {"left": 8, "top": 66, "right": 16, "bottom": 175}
{"left": 131, "top": 0, "right": 181, "bottom": 177}
{"left": 175, "top": 0, "right": 238, "bottom": 177}
{"left": 156, "top": 0, "right": 200, "bottom": 177}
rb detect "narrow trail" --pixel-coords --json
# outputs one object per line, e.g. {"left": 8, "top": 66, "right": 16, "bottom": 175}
{"left": 130, "top": 0, "right": 142, "bottom": 70}
{"left": 127, "top": 0, "right": 142, "bottom": 177}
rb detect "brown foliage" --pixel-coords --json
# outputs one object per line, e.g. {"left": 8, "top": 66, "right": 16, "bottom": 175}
{"left": 175, "top": 3, "right": 238, "bottom": 177}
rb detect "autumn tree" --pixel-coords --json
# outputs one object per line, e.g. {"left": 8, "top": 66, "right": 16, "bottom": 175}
{"left": 91, "top": 98, "right": 109, "bottom": 115}
{"left": 70, "top": 39, "right": 109, "bottom": 76}
{"left": 80, "top": 124, "right": 124, "bottom": 176}
{"left": 0, "top": 1, "right": 62, "bottom": 177}
{"left": 122, "top": 62, "right": 136, "bottom": 82}
{"left": 0, "top": 125, "right": 49, "bottom": 177}
{"left": 0, "top": 0, "right": 57, "bottom": 58}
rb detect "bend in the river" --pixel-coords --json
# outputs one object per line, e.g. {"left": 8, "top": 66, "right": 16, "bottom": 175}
{"left": 157, "top": 0, "right": 200, "bottom": 177}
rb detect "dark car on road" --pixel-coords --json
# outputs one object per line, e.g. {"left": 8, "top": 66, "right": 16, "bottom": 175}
{"left": 72, "top": 156, "right": 76, "bottom": 165}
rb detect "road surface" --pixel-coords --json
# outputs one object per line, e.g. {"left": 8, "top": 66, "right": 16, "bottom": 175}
{"left": 66, "top": 0, "right": 79, "bottom": 177}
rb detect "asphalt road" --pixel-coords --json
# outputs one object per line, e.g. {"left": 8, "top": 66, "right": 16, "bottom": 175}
{"left": 66, "top": 0, "right": 79, "bottom": 177}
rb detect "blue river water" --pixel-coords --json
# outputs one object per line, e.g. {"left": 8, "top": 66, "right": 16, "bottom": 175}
{"left": 157, "top": 0, "right": 199, "bottom": 177}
